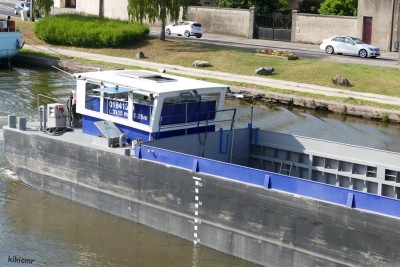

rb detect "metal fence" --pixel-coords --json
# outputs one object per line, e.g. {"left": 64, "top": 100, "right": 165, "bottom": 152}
{"left": 255, "top": 13, "right": 292, "bottom": 41}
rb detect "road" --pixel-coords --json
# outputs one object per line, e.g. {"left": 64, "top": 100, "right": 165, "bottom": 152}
{"left": 150, "top": 26, "right": 400, "bottom": 69}
{"left": 1, "top": 0, "right": 399, "bottom": 68}
{"left": 0, "top": 0, "right": 17, "bottom": 18}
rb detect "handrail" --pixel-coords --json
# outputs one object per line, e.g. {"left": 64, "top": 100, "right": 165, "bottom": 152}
{"left": 37, "top": 94, "right": 56, "bottom": 130}
{"left": 156, "top": 108, "right": 237, "bottom": 139}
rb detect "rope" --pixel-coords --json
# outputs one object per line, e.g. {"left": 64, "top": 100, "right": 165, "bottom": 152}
{"left": 43, "top": 126, "right": 73, "bottom": 136}
{"left": 21, "top": 32, "right": 74, "bottom": 58}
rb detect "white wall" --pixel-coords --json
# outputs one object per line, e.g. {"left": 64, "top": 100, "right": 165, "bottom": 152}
{"left": 292, "top": 11, "right": 357, "bottom": 44}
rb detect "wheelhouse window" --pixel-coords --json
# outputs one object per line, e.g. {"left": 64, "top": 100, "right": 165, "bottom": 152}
{"left": 85, "top": 82, "right": 101, "bottom": 112}
{"left": 132, "top": 93, "right": 154, "bottom": 125}
{"left": 161, "top": 93, "right": 219, "bottom": 125}
{"left": 103, "top": 91, "right": 129, "bottom": 118}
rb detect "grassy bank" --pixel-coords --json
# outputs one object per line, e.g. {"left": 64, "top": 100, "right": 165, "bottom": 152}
{"left": 15, "top": 20, "right": 400, "bottom": 105}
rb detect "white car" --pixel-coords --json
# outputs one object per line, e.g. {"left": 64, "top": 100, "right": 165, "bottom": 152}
{"left": 15, "top": 0, "right": 40, "bottom": 18}
{"left": 320, "top": 36, "right": 380, "bottom": 58}
{"left": 165, "top": 21, "right": 203, "bottom": 38}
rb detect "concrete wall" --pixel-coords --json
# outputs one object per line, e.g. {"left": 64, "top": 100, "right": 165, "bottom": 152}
{"left": 75, "top": 0, "right": 254, "bottom": 38}
{"left": 77, "top": 0, "right": 145, "bottom": 22}
{"left": 358, "top": 0, "right": 400, "bottom": 51}
{"left": 76, "top": 0, "right": 99, "bottom": 16}
{"left": 187, "top": 7, "right": 254, "bottom": 38}
{"left": 291, "top": 11, "right": 357, "bottom": 44}
{"left": 103, "top": 0, "right": 129, "bottom": 20}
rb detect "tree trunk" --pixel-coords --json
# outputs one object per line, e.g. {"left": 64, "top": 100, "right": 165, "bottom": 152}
{"left": 160, "top": 21, "right": 166, "bottom": 41}
{"left": 99, "top": 0, "right": 104, "bottom": 18}
{"left": 31, "top": 0, "right": 35, "bottom": 21}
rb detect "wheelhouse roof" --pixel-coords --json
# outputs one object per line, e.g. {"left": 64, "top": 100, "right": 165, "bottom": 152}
{"left": 74, "top": 70, "right": 228, "bottom": 95}
{"left": 93, "top": 86, "right": 133, "bottom": 94}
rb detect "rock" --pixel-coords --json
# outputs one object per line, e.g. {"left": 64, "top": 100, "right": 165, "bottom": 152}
{"left": 192, "top": 60, "right": 210, "bottom": 67}
{"left": 255, "top": 67, "right": 274, "bottom": 75}
{"left": 331, "top": 75, "right": 351, "bottom": 86}
{"left": 254, "top": 93, "right": 266, "bottom": 100}
{"left": 136, "top": 51, "right": 145, "bottom": 59}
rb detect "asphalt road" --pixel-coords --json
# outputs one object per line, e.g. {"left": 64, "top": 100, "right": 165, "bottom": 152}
{"left": 0, "top": 0, "right": 18, "bottom": 18}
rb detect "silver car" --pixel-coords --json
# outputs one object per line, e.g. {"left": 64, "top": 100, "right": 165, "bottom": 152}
{"left": 14, "top": 0, "right": 40, "bottom": 18}
{"left": 320, "top": 36, "right": 380, "bottom": 58}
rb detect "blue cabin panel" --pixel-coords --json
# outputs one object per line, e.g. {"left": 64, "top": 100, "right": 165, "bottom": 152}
{"left": 133, "top": 104, "right": 152, "bottom": 125}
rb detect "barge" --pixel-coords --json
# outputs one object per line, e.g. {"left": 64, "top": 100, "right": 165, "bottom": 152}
{"left": 0, "top": 17, "right": 23, "bottom": 63}
{"left": 4, "top": 69, "right": 400, "bottom": 266}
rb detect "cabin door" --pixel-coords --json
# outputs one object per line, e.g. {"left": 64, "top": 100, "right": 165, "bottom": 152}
{"left": 362, "top": 17, "right": 373, "bottom": 44}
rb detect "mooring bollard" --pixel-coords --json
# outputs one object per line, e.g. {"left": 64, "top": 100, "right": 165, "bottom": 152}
{"left": 8, "top": 115, "right": 16, "bottom": 128}
{"left": 17, "top": 117, "right": 26, "bottom": 130}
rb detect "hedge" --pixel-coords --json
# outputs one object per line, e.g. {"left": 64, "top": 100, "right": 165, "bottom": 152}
{"left": 35, "top": 14, "right": 150, "bottom": 48}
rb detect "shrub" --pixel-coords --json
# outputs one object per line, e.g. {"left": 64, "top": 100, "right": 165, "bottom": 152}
{"left": 34, "top": 14, "right": 150, "bottom": 48}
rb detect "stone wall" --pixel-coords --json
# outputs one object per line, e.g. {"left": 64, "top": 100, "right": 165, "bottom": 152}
{"left": 291, "top": 11, "right": 357, "bottom": 44}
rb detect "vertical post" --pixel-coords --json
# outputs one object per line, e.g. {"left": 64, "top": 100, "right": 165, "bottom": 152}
{"left": 31, "top": 0, "right": 35, "bottom": 22}
{"left": 249, "top": 7, "right": 255, "bottom": 39}
{"left": 291, "top": 10, "right": 298, "bottom": 43}
{"left": 99, "top": 0, "right": 104, "bottom": 17}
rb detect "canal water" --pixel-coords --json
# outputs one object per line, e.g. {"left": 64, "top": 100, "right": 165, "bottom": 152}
{"left": 1, "top": 65, "right": 400, "bottom": 267}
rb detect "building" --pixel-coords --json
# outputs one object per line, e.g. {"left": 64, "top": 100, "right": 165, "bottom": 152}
{"left": 358, "top": 0, "right": 399, "bottom": 52}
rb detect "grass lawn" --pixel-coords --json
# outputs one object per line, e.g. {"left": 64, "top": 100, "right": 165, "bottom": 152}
{"left": 15, "top": 20, "right": 400, "bottom": 100}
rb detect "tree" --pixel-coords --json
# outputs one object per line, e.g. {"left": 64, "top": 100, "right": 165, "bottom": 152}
{"left": 127, "top": 0, "right": 190, "bottom": 41}
{"left": 298, "top": 0, "right": 324, "bottom": 14}
{"left": 215, "top": 0, "right": 289, "bottom": 16}
{"left": 36, "top": 0, "right": 54, "bottom": 17}
{"left": 318, "top": 0, "right": 358, "bottom": 16}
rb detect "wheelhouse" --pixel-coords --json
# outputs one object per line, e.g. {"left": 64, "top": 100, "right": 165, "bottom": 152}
{"left": 74, "top": 70, "right": 229, "bottom": 141}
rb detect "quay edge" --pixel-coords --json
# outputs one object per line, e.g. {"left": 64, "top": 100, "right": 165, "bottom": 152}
{"left": 12, "top": 54, "right": 400, "bottom": 124}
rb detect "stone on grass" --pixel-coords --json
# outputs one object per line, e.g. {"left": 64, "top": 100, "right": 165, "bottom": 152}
{"left": 255, "top": 67, "right": 274, "bottom": 75}
{"left": 136, "top": 51, "right": 145, "bottom": 59}
{"left": 331, "top": 75, "right": 351, "bottom": 86}
{"left": 192, "top": 60, "right": 210, "bottom": 67}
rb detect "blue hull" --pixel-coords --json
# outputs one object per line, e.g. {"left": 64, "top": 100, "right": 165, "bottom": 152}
{"left": 0, "top": 32, "right": 23, "bottom": 59}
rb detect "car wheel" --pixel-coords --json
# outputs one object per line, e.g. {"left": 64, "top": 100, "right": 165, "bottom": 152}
{"left": 184, "top": 31, "right": 190, "bottom": 37}
{"left": 325, "top": 46, "right": 334, "bottom": 54}
{"left": 359, "top": 49, "right": 368, "bottom": 58}
{"left": 166, "top": 28, "right": 171, "bottom": 35}
{"left": 196, "top": 34, "right": 202, "bottom": 39}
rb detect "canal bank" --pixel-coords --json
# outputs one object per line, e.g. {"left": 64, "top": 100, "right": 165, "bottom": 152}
{"left": 13, "top": 49, "right": 400, "bottom": 123}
